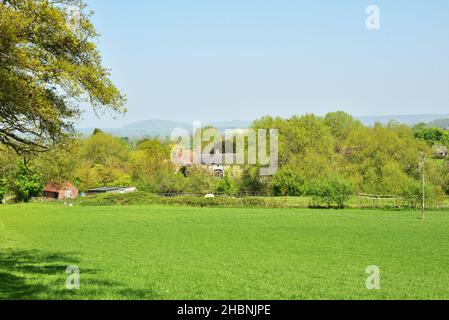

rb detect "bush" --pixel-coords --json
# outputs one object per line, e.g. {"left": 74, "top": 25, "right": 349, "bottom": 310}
{"left": 309, "top": 178, "right": 353, "bottom": 208}
{"left": 215, "top": 176, "right": 237, "bottom": 196}
{"left": 239, "top": 166, "right": 264, "bottom": 195}
{"left": 184, "top": 166, "right": 218, "bottom": 194}
{"left": 272, "top": 168, "right": 307, "bottom": 196}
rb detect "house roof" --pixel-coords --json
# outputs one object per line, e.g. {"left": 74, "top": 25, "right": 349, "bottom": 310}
{"left": 43, "top": 181, "right": 76, "bottom": 193}
{"left": 87, "top": 186, "right": 137, "bottom": 192}
{"left": 88, "top": 187, "right": 120, "bottom": 192}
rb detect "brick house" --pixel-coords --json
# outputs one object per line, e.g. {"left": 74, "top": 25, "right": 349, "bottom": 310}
{"left": 43, "top": 181, "right": 79, "bottom": 200}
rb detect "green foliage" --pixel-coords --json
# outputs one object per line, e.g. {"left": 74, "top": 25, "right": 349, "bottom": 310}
{"left": 12, "top": 160, "right": 43, "bottom": 202}
{"left": 272, "top": 168, "right": 306, "bottom": 196}
{"left": 402, "top": 181, "right": 424, "bottom": 209}
{"left": 0, "top": 0, "right": 125, "bottom": 153}
{"left": 81, "top": 132, "right": 129, "bottom": 165}
{"left": 341, "top": 123, "right": 429, "bottom": 195}
{"left": 74, "top": 132, "right": 131, "bottom": 190}
{"left": 0, "top": 177, "right": 6, "bottom": 201}
{"left": 78, "top": 192, "right": 285, "bottom": 208}
{"left": 33, "top": 138, "right": 80, "bottom": 184}
{"left": 239, "top": 166, "right": 263, "bottom": 195}
{"left": 414, "top": 127, "right": 449, "bottom": 147}
{"left": 184, "top": 166, "right": 218, "bottom": 194}
{"left": 443, "top": 171, "right": 449, "bottom": 195}
{"left": 215, "top": 175, "right": 237, "bottom": 196}
{"left": 324, "top": 111, "right": 361, "bottom": 141}
{"left": 107, "top": 175, "right": 133, "bottom": 188}
{"left": 400, "top": 181, "right": 440, "bottom": 209}
{"left": 2, "top": 111, "right": 449, "bottom": 203}
{"left": 309, "top": 178, "right": 353, "bottom": 209}
{"left": 128, "top": 139, "right": 176, "bottom": 192}
{"left": 0, "top": 147, "right": 17, "bottom": 200}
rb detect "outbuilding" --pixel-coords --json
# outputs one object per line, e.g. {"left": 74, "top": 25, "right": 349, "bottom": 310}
{"left": 87, "top": 186, "right": 137, "bottom": 195}
{"left": 43, "top": 181, "right": 79, "bottom": 200}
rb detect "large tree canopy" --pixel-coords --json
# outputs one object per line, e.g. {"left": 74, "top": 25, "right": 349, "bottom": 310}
{"left": 0, "top": 0, "right": 126, "bottom": 153}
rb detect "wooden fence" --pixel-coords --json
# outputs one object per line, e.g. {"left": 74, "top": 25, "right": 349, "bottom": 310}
{"left": 356, "top": 193, "right": 449, "bottom": 210}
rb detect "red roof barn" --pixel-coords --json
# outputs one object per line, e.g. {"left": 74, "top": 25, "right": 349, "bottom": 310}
{"left": 43, "top": 182, "right": 78, "bottom": 200}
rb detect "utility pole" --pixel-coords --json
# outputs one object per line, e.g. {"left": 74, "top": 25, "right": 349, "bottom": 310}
{"left": 420, "top": 154, "right": 426, "bottom": 220}
{"left": 422, "top": 164, "right": 425, "bottom": 219}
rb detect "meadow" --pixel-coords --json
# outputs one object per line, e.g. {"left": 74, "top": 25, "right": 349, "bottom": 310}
{"left": 1, "top": 203, "right": 449, "bottom": 300}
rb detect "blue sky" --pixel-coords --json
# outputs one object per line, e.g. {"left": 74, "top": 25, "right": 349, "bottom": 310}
{"left": 79, "top": 0, "right": 449, "bottom": 128}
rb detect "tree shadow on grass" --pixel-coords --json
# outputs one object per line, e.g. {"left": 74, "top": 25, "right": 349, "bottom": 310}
{"left": 0, "top": 249, "right": 161, "bottom": 300}
{"left": 0, "top": 249, "right": 83, "bottom": 300}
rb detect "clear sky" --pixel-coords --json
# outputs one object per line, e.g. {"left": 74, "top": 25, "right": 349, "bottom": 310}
{"left": 79, "top": 0, "right": 449, "bottom": 128}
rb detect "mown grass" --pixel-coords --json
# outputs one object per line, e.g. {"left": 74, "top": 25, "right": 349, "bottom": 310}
{"left": 1, "top": 203, "right": 449, "bottom": 300}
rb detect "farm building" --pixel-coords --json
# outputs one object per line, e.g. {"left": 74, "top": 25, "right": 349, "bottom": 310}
{"left": 172, "top": 146, "right": 236, "bottom": 178}
{"left": 43, "top": 182, "right": 79, "bottom": 200}
{"left": 87, "top": 186, "right": 137, "bottom": 195}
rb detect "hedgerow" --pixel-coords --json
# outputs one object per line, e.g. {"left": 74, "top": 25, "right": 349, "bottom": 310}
{"left": 78, "top": 192, "right": 286, "bottom": 208}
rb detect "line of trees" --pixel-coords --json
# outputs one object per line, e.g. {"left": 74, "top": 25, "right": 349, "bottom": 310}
{"left": 1, "top": 112, "right": 448, "bottom": 206}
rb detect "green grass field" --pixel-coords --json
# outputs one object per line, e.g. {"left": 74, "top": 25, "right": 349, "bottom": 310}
{"left": 1, "top": 203, "right": 449, "bottom": 300}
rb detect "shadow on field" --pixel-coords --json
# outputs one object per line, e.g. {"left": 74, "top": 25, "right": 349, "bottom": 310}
{"left": 0, "top": 249, "right": 161, "bottom": 300}
{"left": 0, "top": 249, "right": 81, "bottom": 300}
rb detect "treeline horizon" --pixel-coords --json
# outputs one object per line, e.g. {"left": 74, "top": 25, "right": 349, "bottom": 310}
{"left": 1, "top": 111, "right": 449, "bottom": 205}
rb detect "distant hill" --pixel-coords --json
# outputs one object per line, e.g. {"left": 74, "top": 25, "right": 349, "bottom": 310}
{"left": 355, "top": 114, "right": 449, "bottom": 126}
{"left": 78, "top": 114, "right": 449, "bottom": 138}
{"left": 78, "top": 119, "right": 252, "bottom": 138}
{"left": 427, "top": 118, "right": 449, "bottom": 129}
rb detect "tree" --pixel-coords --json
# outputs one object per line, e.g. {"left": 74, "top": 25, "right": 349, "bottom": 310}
{"left": 252, "top": 114, "right": 335, "bottom": 169}
{"left": 340, "top": 123, "right": 430, "bottom": 194}
{"left": 324, "top": 111, "right": 361, "bottom": 142}
{"left": 13, "top": 160, "right": 43, "bottom": 202}
{"left": 414, "top": 127, "right": 449, "bottom": 149}
{"left": 33, "top": 138, "right": 81, "bottom": 184}
{"left": 80, "top": 132, "right": 129, "bottom": 165}
{"left": 401, "top": 180, "right": 434, "bottom": 209}
{"left": 128, "top": 139, "right": 175, "bottom": 192}
{"left": 309, "top": 177, "right": 353, "bottom": 209}
{"left": 0, "top": 0, "right": 126, "bottom": 154}
{"left": 73, "top": 163, "right": 100, "bottom": 191}
{"left": 72, "top": 132, "right": 130, "bottom": 189}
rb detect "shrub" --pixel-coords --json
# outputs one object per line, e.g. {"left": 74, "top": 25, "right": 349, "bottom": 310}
{"left": 309, "top": 178, "right": 353, "bottom": 208}
{"left": 215, "top": 176, "right": 237, "bottom": 196}
{"left": 271, "top": 169, "right": 307, "bottom": 196}
{"left": 184, "top": 166, "right": 218, "bottom": 194}
{"left": 239, "top": 166, "right": 264, "bottom": 195}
